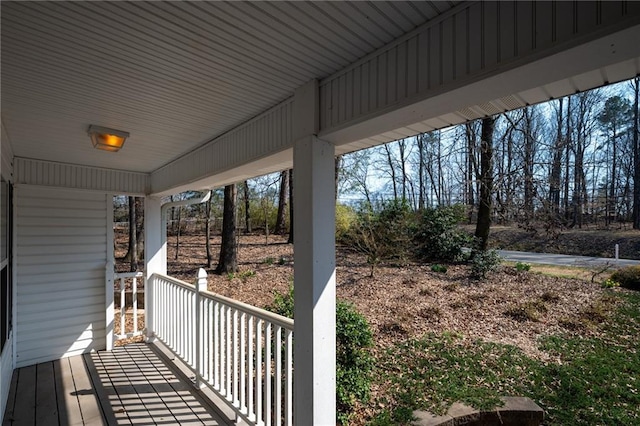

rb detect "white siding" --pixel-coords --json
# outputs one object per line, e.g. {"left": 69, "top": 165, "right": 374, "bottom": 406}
{"left": 15, "top": 186, "right": 107, "bottom": 368}
{"left": 1, "top": 123, "right": 14, "bottom": 182}
{"left": 15, "top": 158, "right": 148, "bottom": 195}
{"left": 0, "top": 338, "right": 13, "bottom": 423}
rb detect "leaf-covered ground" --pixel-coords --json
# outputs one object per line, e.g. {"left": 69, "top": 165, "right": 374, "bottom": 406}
{"left": 115, "top": 230, "right": 640, "bottom": 424}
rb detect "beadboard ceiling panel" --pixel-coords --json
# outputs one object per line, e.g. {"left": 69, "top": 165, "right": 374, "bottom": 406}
{"left": 1, "top": 1, "right": 458, "bottom": 174}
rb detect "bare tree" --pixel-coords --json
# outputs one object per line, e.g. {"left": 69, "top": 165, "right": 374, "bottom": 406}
{"left": 633, "top": 77, "right": 640, "bottom": 229}
{"left": 475, "top": 116, "right": 495, "bottom": 250}
{"left": 287, "top": 169, "right": 294, "bottom": 244}
{"left": 243, "top": 181, "right": 252, "bottom": 233}
{"left": 549, "top": 98, "right": 565, "bottom": 218}
{"left": 216, "top": 184, "right": 238, "bottom": 274}
{"left": 124, "top": 196, "right": 138, "bottom": 271}
{"left": 205, "top": 198, "right": 213, "bottom": 268}
{"left": 274, "top": 171, "right": 289, "bottom": 235}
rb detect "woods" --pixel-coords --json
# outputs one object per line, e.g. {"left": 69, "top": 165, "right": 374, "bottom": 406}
{"left": 115, "top": 78, "right": 640, "bottom": 271}
{"left": 337, "top": 80, "right": 640, "bottom": 230}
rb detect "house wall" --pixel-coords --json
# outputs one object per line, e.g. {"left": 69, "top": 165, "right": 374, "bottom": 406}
{"left": 0, "top": 123, "right": 14, "bottom": 421}
{"left": 0, "top": 344, "right": 11, "bottom": 420}
{"left": 14, "top": 185, "right": 108, "bottom": 368}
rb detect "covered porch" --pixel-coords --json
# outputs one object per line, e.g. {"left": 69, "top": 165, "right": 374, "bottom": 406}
{"left": 4, "top": 343, "right": 228, "bottom": 425}
{"left": 2, "top": 1, "right": 640, "bottom": 425}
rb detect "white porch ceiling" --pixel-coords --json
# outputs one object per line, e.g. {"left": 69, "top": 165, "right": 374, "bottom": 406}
{"left": 3, "top": 1, "right": 640, "bottom": 197}
{"left": 1, "top": 1, "right": 458, "bottom": 174}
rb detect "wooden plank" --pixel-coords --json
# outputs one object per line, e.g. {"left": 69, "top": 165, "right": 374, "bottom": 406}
{"left": 89, "top": 352, "right": 131, "bottom": 425}
{"left": 118, "top": 348, "right": 176, "bottom": 424}
{"left": 54, "top": 358, "right": 80, "bottom": 426}
{"left": 35, "top": 362, "right": 59, "bottom": 425}
{"left": 11, "top": 365, "right": 36, "bottom": 425}
{"left": 83, "top": 353, "right": 119, "bottom": 425}
{"left": 144, "top": 343, "right": 226, "bottom": 424}
{"left": 1, "top": 369, "right": 18, "bottom": 425}
{"left": 68, "top": 355, "right": 106, "bottom": 426}
{"left": 97, "top": 349, "right": 147, "bottom": 425}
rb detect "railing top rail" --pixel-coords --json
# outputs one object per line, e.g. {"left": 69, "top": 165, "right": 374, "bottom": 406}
{"left": 114, "top": 271, "right": 145, "bottom": 279}
{"left": 150, "top": 273, "right": 294, "bottom": 330}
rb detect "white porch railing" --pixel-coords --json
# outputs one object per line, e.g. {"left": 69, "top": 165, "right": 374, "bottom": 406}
{"left": 113, "top": 271, "right": 145, "bottom": 340}
{"left": 148, "top": 270, "right": 294, "bottom": 426}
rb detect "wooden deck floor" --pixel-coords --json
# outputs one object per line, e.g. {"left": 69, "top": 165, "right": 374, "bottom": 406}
{"left": 2, "top": 343, "right": 230, "bottom": 425}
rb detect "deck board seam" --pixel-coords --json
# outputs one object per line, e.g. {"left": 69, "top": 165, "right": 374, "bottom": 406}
{"left": 136, "top": 345, "right": 205, "bottom": 425}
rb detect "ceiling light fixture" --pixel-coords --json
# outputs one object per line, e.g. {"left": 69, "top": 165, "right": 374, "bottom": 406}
{"left": 88, "top": 125, "right": 129, "bottom": 152}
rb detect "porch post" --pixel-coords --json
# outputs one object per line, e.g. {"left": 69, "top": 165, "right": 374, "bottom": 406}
{"left": 293, "top": 80, "right": 336, "bottom": 424}
{"left": 144, "top": 196, "right": 164, "bottom": 341}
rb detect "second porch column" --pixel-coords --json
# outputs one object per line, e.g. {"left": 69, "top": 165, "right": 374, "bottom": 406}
{"left": 293, "top": 84, "right": 337, "bottom": 422}
{"left": 144, "top": 195, "right": 164, "bottom": 341}
{"left": 144, "top": 195, "right": 165, "bottom": 277}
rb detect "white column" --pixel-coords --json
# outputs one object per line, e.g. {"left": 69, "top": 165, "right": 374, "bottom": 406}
{"left": 145, "top": 196, "right": 165, "bottom": 277}
{"left": 144, "top": 196, "right": 164, "bottom": 341}
{"left": 105, "top": 195, "right": 115, "bottom": 350}
{"left": 293, "top": 134, "right": 336, "bottom": 424}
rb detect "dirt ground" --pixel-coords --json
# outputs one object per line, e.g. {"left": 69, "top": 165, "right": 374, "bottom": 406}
{"left": 115, "top": 229, "right": 633, "bottom": 361}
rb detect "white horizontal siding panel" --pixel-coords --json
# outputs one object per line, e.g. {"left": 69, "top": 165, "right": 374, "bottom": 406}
{"left": 18, "top": 275, "right": 104, "bottom": 293}
{"left": 15, "top": 158, "right": 149, "bottom": 195}
{"left": 0, "top": 341, "right": 13, "bottom": 423}
{"left": 17, "top": 261, "right": 105, "bottom": 277}
{"left": 16, "top": 243, "right": 105, "bottom": 257}
{"left": 17, "top": 281, "right": 103, "bottom": 299}
{"left": 18, "top": 302, "right": 104, "bottom": 322}
{"left": 17, "top": 328, "right": 102, "bottom": 353}
{"left": 15, "top": 186, "right": 107, "bottom": 368}
{"left": 1, "top": 122, "right": 15, "bottom": 182}
{"left": 18, "top": 338, "right": 105, "bottom": 368}
{"left": 18, "top": 311, "right": 104, "bottom": 334}
{"left": 17, "top": 226, "right": 104, "bottom": 238}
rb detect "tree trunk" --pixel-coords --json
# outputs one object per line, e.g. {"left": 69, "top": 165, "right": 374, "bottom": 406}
{"left": 287, "top": 169, "right": 294, "bottom": 244}
{"left": 465, "top": 123, "right": 476, "bottom": 223}
{"left": 417, "top": 134, "right": 426, "bottom": 210}
{"left": 384, "top": 144, "right": 398, "bottom": 201}
{"left": 523, "top": 107, "right": 535, "bottom": 221}
{"left": 335, "top": 155, "right": 342, "bottom": 202}
{"left": 174, "top": 206, "right": 182, "bottom": 260}
{"left": 205, "top": 198, "right": 213, "bottom": 268}
{"left": 475, "top": 116, "right": 495, "bottom": 251}
{"left": 125, "top": 196, "right": 138, "bottom": 272}
{"left": 549, "top": 98, "right": 564, "bottom": 217}
{"left": 216, "top": 184, "right": 238, "bottom": 274}
{"left": 633, "top": 78, "right": 640, "bottom": 229}
{"left": 563, "top": 97, "right": 572, "bottom": 219}
{"left": 243, "top": 181, "right": 252, "bottom": 233}
{"left": 275, "top": 171, "right": 289, "bottom": 235}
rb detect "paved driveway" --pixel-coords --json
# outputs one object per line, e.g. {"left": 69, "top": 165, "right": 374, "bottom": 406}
{"left": 498, "top": 250, "right": 640, "bottom": 268}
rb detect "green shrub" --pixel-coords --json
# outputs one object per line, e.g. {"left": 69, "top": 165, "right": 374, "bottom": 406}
{"left": 430, "top": 264, "right": 448, "bottom": 273}
{"left": 470, "top": 249, "right": 502, "bottom": 280}
{"left": 413, "top": 206, "right": 470, "bottom": 263}
{"left": 336, "top": 203, "right": 358, "bottom": 241}
{"left": 266, "top": 286, "right": 374, "bottom": 425}
{"left": 336, "top": 301, "right": 374, "bottom": 425}
{"left": 269, "top": 285, "right": 295, "bottom": 318}
{"left": 344, "top": 200, "right": 414, "bottom": 276}
{"left": 610, "top": 266, "right": 640, "bottom": 291}
{"left": 515, "top": 262, "right": 531, "bottom": 272}
{"left": 602, "top": 278, "right": 620, "bottom": 289}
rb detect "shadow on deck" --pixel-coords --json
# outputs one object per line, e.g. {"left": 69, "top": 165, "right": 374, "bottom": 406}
{"left": 2, "top": 343, "right": 231, "bottom": 425}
